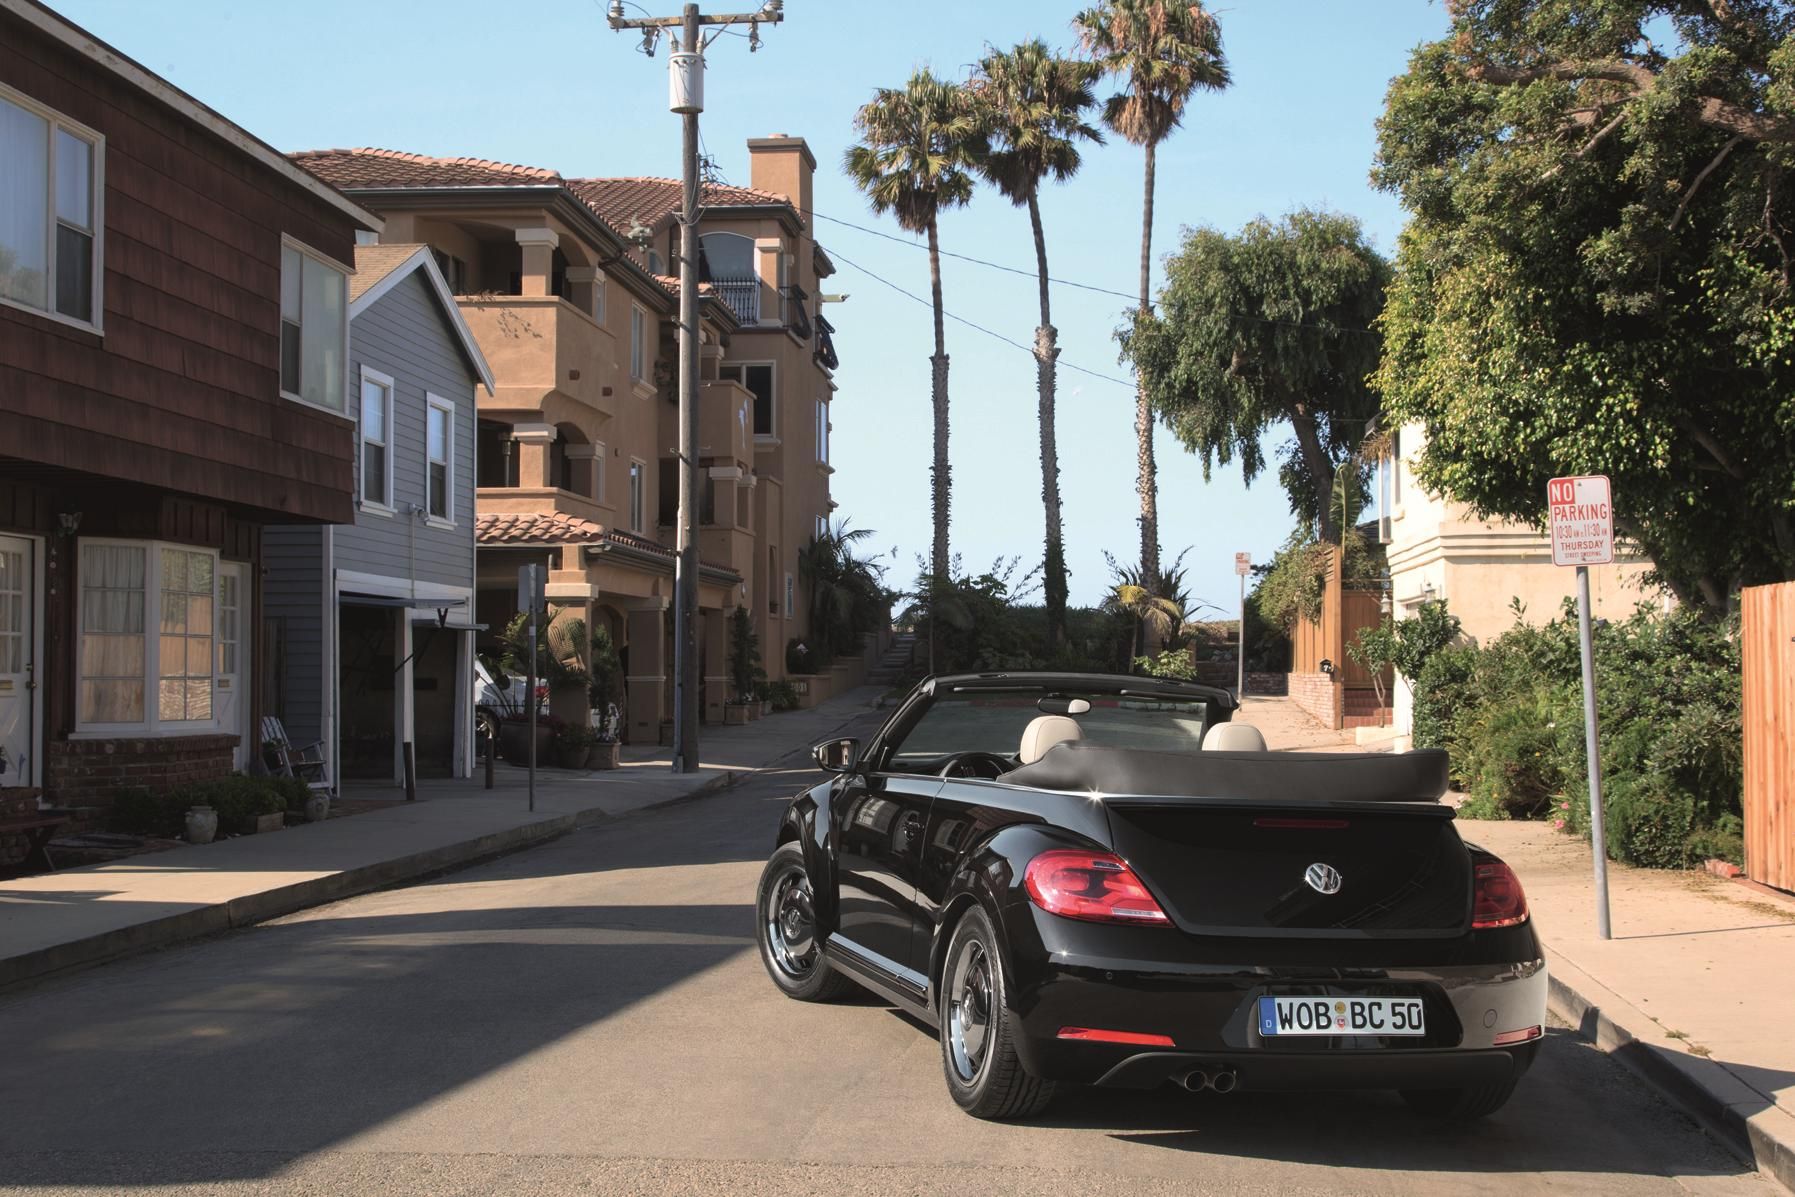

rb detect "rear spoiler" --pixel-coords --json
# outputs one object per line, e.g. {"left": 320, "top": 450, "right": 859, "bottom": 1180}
{"left": 1004, "top": 744, "right": 1451, "bottom": 804}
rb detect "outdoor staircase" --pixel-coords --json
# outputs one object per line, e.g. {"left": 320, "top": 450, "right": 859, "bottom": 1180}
{"left": 867, "top": 632, "right": 919, "bottom": 687}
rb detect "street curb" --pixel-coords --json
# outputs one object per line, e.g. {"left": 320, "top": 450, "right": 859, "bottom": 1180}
{"left": 0, "top": 814, "right": 579, "bottom": 994}
{"left": 0, "top": 701, "right": 883, "bottom": 995}
{"left": 1546, "top": 957, "right": 1795, "bottom": 1193}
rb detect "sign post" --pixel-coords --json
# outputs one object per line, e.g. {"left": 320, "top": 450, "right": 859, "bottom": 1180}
{"left": 518, "top": 564, "right": 547, "bottom": 813}
{"left": 1548, "top": 475, "right": 1614, "bottom": 939}
{"left": 1234, "top": 552, "right": 1252, "bottom": 699}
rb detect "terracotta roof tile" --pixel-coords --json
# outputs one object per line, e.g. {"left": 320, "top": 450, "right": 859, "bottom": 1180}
{"left": 292, "top": 147, "right": 564, "bottom": 191}
{"left": 476, "top": 511, "right": 606, "bottom": 547}
{"left": 568, "top": 176, "right": 793, "bottom": 236}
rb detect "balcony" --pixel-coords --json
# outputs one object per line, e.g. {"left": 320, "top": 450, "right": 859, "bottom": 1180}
{"left": 458, "top": 296, "right": 615, "bottom": 417}
{"left": 711, "top": 276, "right": 761, "bottom": 325}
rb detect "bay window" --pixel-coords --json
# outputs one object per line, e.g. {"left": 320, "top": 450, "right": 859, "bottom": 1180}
{"left": 0, "top": 83, "right": 102, "bottom": 328}
{"left": 280, "top": 238, "right": 348, "bottom": 411}
{"left": 79, "top": 542, "right": 219, "bottom": 732}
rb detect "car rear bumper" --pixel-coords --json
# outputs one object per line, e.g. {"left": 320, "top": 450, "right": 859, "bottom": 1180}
{"left": 1000, "top": 905, "right": 1548, "bottom": 1091}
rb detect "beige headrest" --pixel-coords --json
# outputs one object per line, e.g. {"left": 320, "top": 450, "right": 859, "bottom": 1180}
{"left": 1202, "top": 722, "right": 1268, "bottom": 752}
{"left": 1018, "top": 715, "right": 1083, "bottom": 765}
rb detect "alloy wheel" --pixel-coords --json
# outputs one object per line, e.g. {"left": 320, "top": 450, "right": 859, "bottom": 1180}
{"left": 946, "top": 938, "right": 993, "bottom": 1082}
{"left": 764, "top": 863, "right": 818, "bottom": 978}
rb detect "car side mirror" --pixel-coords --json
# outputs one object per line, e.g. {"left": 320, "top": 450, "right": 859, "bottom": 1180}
{"left": 813, "top": 737, "right": 860, "bottom": 775}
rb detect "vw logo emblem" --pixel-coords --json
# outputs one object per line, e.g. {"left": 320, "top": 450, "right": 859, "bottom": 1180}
{"left": 1304, "top": 862, "right": 1343, "bottom": 895}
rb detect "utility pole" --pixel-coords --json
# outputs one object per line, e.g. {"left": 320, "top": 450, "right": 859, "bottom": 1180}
{"left": 606, "top": 0, "right": 783, "bottom": 773}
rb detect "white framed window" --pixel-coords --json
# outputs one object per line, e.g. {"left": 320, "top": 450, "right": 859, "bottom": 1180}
{"left": 0, "top": 82, "right": 103, "bottom": 330}
{"left": 784, "top": 572, "right": 794, "bottom": 622}
{"left": 629, "top": 459, "right": 646, "bottom": 532}
{"left": 593, "top": 441, "right": 608, "bottom": 505}
{"left": 280, "top": 237, "right": 349, "bottom": 412}
{"left": 630, "top": 305, "right": 647, "bottom": 384}
{"left": 426, "top": 394, "right": 454, "bottom": 524}
{"left": 815, "top": 397, "right": 829, "bottom": 464}
{"left": 359, "top": 368, "right": 394, "bottom": 511}
{"left": 77, "top": 541, "right": 220, "bottom": 734}
{"left": 719, "top": 361, "right": 776, "bottom": 438}
{"left": 815, "top": 515, "right": 828, "bottom": 541}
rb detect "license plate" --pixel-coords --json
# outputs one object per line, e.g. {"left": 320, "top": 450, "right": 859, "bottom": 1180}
{"left": 1257, "top": 995, "right": 1426, "bottom": 1037}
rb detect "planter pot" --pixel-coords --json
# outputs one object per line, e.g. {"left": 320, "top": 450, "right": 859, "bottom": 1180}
{"left": 304, "top": 794, "right": 331, "bottom": 823}
{"left": 586, "top": 741, "right": 620, "bottom": 770}
{"left": 724, "top": 703, "right": 752, "bottom": 726}
{"left": 252, "top": 812, "right": 284, "bottom": 835}
{"left": 499, "top": 722, "right": 554, "bottom": 765}
{"left": 548, "top": 684, "right": 590, "bottom": 729}
{"left": 184, "top": 805, "right": 217, "bottom": 845}
{"left": 554, "top": 745, "right": 590, "bottom": 770}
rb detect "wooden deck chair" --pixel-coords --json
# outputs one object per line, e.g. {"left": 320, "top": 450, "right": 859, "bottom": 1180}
{"left": 261, "top": 716, "right": 332, "bottom": 793}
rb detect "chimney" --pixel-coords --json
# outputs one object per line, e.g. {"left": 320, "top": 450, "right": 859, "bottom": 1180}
{"left": 746, "top": 134, "right": 815, "bottom": 232}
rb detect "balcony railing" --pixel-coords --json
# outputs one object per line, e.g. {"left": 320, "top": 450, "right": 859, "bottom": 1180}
{"left": 711, "top": 276, "right": 760, "bottom": 324}
{"left": 784, "top": 285, "right": 813, "bottom": 341}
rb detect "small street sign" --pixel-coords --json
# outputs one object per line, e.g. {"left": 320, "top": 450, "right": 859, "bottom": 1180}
{"left": 1547, "top": 474, "right": 1616, "bottom": 940}
{"left": 1548, "top": 475, "right": 1614, "bottom": 567}
{"left": 1234, "top": 551, "right": 1252, "bottom": 576}
{"left": 517, "top": 563, "right": 547, "bottom": 613}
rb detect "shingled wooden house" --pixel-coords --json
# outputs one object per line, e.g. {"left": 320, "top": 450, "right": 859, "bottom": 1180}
{"left": 0, "top": 0, "right": 377, "bottom": 817}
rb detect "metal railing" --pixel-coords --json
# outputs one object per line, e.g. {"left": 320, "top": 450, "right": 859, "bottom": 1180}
{"left": 711, "top": 276, "right": 760, "bottom": 324}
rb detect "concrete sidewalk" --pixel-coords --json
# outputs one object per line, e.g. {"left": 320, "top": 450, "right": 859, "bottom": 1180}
{"left": 0, "top": 687, "right": 884, "bottom": 992}
{"left": 1249, "top": 693, "right": 1795, "bottom": 1191}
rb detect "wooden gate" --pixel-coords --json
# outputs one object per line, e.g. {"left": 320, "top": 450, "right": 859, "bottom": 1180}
{"left": 1744, "top": 581, "right": 1794, "bottom": 892}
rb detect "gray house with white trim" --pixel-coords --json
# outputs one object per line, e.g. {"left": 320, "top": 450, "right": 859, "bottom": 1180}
{"left": 264, "top": 244, "right": 493, "bottom": 785}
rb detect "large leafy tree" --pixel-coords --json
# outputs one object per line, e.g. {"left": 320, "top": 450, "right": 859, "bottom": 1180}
{"left": 1374, "top": 0, "right": 1795, "bottom": 612}
{"left": 845, "top": 71, "right": 984, "bottom": 587}
{"left": 1075, "top": 0, "right": 1230, "bottom": 588}
{"left": 1125, "top": 209, "right": 1390, "bottom": 544}
{"left": 970, "top": 40, "right": 1103, "bottom": 653}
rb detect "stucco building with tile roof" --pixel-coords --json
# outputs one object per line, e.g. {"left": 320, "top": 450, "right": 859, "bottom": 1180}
{"left": 293, "top": 136, "right": 850, "bottom": 741}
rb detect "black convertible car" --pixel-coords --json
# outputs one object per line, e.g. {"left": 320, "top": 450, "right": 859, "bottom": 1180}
{"left": 755, "top": 672, "right": 1546, "bottom": 1120}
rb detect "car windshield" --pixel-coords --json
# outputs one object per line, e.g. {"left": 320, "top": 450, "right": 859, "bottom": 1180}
{"left": 887, "top": 686, "right": 1213, "bottom": 767}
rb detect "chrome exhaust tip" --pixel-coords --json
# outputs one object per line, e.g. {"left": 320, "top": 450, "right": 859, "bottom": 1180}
{"left": 1209, "top": 1069, "right": 1238, "bottom": 1094}
{"left": 1179, "top": 1070, "right": 1209, "bottom": 1092}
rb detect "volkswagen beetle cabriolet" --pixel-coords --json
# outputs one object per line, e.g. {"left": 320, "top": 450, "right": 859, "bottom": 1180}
{"left": 755, "top": 672, "right": 1546, "bottom": 1121}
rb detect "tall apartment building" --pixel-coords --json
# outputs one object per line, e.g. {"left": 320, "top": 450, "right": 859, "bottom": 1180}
{"left": 292, "top": 136, "right": 842, "bottom": 741}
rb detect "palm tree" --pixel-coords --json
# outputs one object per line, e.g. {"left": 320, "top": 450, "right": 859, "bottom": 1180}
{"left": 845, "top": 71, "right": 984, "bottom": 588}
{"left": 1075, "top": 0, "right": 1229, "bottom": 589}
{"left": 969, "top": 40, "right": 1103, "bottom": 656}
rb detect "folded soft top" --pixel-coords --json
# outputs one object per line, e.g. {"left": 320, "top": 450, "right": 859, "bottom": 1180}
{"left": 1002, "top": 742, "right": 1450, "bottom": 804}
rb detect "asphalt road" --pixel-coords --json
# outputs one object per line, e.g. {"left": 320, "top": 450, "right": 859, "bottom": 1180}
{"left": 0, "top": 712, "right": 1775, "bottom": 1196}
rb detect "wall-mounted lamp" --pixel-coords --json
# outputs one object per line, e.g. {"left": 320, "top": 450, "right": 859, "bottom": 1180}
{"left": 57, "top": 512, "right": 82, "bottom": 537}
{"left": 1420, "top": 580, "right": 1438, "bottom": 602}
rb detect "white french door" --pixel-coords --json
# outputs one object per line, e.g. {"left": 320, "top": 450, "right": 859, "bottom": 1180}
{"left": 0, "top": 535, "right": 40, "bottom": 787}
{"left": 216, "top": 563, "right": 249, "bottom": 770}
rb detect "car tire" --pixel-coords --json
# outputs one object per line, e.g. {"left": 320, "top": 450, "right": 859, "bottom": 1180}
{"left": 938, "top": 906, "right": 1057, "bottom": 1120}
{"left": 1400, "top": 1072, "right": 1520, "bottom": 1122}
{"left": 756, "top": 843, "right": 855, "bottom": 1002}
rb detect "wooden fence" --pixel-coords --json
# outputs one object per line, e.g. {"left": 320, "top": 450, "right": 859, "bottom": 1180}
{"left": 1744, "top": 580, "right": 1794, "bottom": 892}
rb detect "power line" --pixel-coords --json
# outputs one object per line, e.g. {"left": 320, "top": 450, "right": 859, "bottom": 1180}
{"left": 823, "top": 244, "right": 1139, "bottom": 390}
{"left": 808, "top": 205, "right": 1383, "bottom": 340}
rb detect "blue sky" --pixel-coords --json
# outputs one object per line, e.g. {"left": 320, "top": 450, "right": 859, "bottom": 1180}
{"left": 55, "top": 0, "right": 1450, "bottom": 612}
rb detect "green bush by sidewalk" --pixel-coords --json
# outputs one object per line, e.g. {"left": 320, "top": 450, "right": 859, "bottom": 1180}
{"left": 110, "top": 774, "right": 308, "bottom": 839}
{"left": 1410, "top": 600, "right": 1743, "bottom": 868}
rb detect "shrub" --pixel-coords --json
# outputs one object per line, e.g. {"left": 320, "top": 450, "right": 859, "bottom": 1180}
{"left": 1133, "top": 649, "right": 1197, "bottom": 681}
{"left": 110, "top": 787, "right": 181, "bottom": 837}
{"left": 768, "top": 680, "right": 802, "bottom": 711}
{"left": 1458, "top": 684, "right": 1565, "bottom": 819}
{"left": 1411, "top": 644, "right": 1477, "bottom": 753}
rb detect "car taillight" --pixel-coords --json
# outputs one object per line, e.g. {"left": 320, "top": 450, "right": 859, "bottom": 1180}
{"left": 1472, "top": 861, "right": 1528, "bottom": 929}
{"left": 1024, "top": 849, "right": 1170, "bottom": 926}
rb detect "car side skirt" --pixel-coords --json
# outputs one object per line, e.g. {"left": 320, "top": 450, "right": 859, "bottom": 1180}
{"left": 823, "top": 934, "right": 938, "bottom": 1025}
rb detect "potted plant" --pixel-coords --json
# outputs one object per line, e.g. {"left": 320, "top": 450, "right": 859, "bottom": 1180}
{"left": 754, "top": 680, "right": 772, "bottom": 718}
{"left": 726, "top": 607, "right": 762, "bottom": 725}
{"left": 502, "top": 611, "right": 593, "bottom": 732}
{"left": 551, "top": 720, "right": 593, "bottom": 769}
{"left": 587, "top": 703, "right": 622, "bottom": 769}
